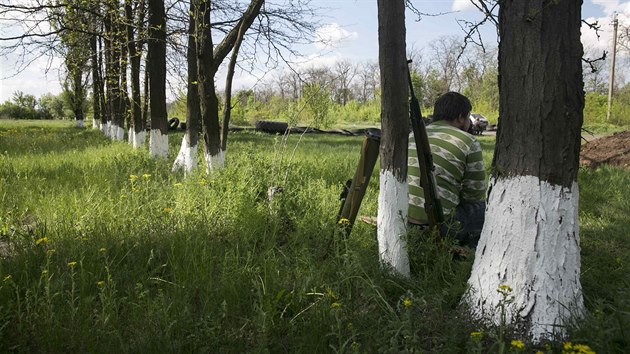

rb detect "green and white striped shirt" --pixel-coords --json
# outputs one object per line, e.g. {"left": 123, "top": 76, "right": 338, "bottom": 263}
{"left": 408, "top": 120, "right": 486, "bottom": 223}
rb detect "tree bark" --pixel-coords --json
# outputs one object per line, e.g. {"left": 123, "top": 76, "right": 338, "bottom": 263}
{"left": 148, "top": 0, "right": 168, "bottom": 158}
{"left": 220, "top": 19, "right": 247, "bottom": 151}
{"left": 90, "top": 34, "right": 102, "bottom": 130}
{"left": 195, "top": 0, "right": 223, "bottom": 171}
{"left": 464, "top": 0, "right": 584, "bottom": 342}
{"left": 126, "top": 0, "right": 146, "bottom": 148}
{"left": 376, "top": 0, "right": 409, "bottom": 277}
{"left": 173, "top": 3, "right": 201, "bottom": 173}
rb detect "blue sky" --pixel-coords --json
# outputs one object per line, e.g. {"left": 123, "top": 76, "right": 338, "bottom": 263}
{"left": 0, "top": 0, "right": 627, "bottom": 102}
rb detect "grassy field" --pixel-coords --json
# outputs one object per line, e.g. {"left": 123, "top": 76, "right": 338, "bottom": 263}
{"left": 0, "top": 119, "right": 628, "bottom": 353}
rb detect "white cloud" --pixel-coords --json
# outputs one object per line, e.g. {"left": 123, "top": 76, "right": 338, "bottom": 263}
{"left": 452, "top": 0, "right": 474, "bottom": 12}
{"left": 582, "top": 2, "right": 630, "bottom": 52}
{"left": 314, "top": 23, "right": 358, "bottom": 49}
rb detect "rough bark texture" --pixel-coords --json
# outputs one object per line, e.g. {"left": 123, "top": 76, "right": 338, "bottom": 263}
{"left": 376, "top": 0, "right": 409, "bottom": 276}
{"left": 465, "top": 0, "right": 585, "bottom": 342}
{"left": 173, "top": 5, "right": 201, "bottom": 173}
{"left": 493, "top": 0, "right": 584, "bottom": 187}
{"left": 126, "top": 0, "right": 145, "bottom": 147}
{"left": 195, "top": 0, "right": 222, "bottom": 168}
{"left": 148, "top": 0, "right": 168, "bottom": 156}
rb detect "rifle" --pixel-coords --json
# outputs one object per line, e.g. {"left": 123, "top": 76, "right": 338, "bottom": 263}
{"left": 336, "top": 128, "right": 381, "bottom": 236}
{"left": 407, "top": 60, "right": 444, "bottom": 233}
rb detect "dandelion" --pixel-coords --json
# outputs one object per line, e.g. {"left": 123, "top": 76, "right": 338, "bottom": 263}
{"left": 337, "top": 218, "right": 350, "bottom": 225}
{"left": 35, "top": 237, "right": 48, "bottom": 245}
{"left": 511, "top": 339, "right": 525, "bottom": 350}
{"left": 142, "top": 173, "right": 151, "bottom": 179}
{"left": 174, "top": 183, "right": 183, "bottom": 187}
{"left": 3, "top": 275, "right": 12, "bottom": 282}
{"left": 563, "top": 342, "right": 596, "bottom": 354}
{"left": 469, "top": 331, "right": 483, "bottom": 340}
{"left": 129, "top": 174, "right": 138, "bottom": 181}
{"left": 498, "top": 284, "right": 513, "bottom": 292}
{"left": 46, "top": 249, "right": 56, "bottom": 256}
{"left": 163, "top": 207, "right": 173, "bottom": 213}
{"left": 331, "top": 302, "right": 342, "bottom": 309}
{"left": 67, "top": 261, "right": 77, "bottom": 268}
{"left": 402, "top": 298, "right": 413, "bottom": 309}
{"left": 97, "top": 281, "right": 105, "bottom": 287}
{"left": 198, "top": 180, "right": 207, "bottom": 186}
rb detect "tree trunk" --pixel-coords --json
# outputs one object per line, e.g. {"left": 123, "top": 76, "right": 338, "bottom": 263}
{"left": 464, "top": 0, "right": 584, "bottom": 342}
{"left": 195, "top": 0, "right": 223, "bottom": 171}
{"left": 90, "top": 34, "right": 102, "bottom": 130}
{"left": 173, "top": 4, "right": 201, "bottom": 173}
{"left": 127, "top": 0, "right": 146, "bottom": 148}
{"left": 220, "top": 19, "right": 247, "bottom": 151}
{"left": 148, "top": 0, "right": 168, "bottom": 158}
{"left": 376, "top": 0, "right": 409, "bottom": 277}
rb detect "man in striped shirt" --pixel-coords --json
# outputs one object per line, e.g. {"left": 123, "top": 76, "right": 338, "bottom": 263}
{"left": 408, "top": 92, "right": 486, "bottom": 247}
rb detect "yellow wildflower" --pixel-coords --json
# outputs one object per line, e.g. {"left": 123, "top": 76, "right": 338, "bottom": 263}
{"left": 163, "top": 207, "right": 173, "bottom": 213}
{"left": 3, "top": 275, "right": 12, "bottom": 282}
{"left": 67, "top": 261, "right": 77, "bottom": 268}
{"left": 331, "top": 302, "right": 341, "bottom": 309}
{"left": 198, "top": 180, "right": 207, "bottom": 186}
{"left": 129, "top": 174, "right": 138, "bottom": 181}
{"left": 174, "top": 183, "right": 183, "bottom": 187}
{"left": 402, "top": 298, "right": 413, "bottom": 309}
{"left": 35, "top": 237, "right": 48, "bottom": 245}
{"left": 469, "top": 331, "right": 483, "bottom": 340}
{"left": 337, "top": 218, "right": 350, "bottom": 225}
{"left": 97, "top": 281, "right": 105, "bottom": 287}
{"left": 498, "top": 284, "right": 513, "bottom": 292}
{"left": 142, "top": 173, "right": 151, "bottom": 179}
{"left": 511, "top": 339, "right": 525, "bottom": 350}
{"left": 46, "top": 249, "right": 56, "bottom": 256}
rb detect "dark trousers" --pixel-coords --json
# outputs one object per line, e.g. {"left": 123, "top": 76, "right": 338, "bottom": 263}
{"left": 440, "top": 201, "right": 486, "bottom": 248}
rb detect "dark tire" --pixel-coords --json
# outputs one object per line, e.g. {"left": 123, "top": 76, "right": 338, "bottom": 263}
{"left": 168, "top": 118, "right": 180, "bottom": 131}
{"left": 179, "top": 121, "right": 187, "bottom": 131}
{"left": 255, "top": 120, "right": 288, "bottom": 134}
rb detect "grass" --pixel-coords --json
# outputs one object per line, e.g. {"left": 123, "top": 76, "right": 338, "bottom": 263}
{"left": 0, "top": 119, "right": 628, "bottom": 353}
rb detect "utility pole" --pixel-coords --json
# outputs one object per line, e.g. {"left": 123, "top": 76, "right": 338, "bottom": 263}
{"left": 607, "top": 12, "right": 618, "bottom": 122}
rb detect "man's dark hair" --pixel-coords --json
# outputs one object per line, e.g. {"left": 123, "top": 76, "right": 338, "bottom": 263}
{"left": 432, "top": 92, "right": 472, "bottom": 122}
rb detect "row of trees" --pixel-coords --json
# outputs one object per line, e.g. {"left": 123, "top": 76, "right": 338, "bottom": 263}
{"left": 1, "top": 0, "right": 318, "bottom": 170}
{"left": 0, "top": 91, "right": 78, "bottom": 121}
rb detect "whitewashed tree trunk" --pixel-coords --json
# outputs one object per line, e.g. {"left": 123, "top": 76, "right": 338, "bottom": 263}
{"left": 172, "top": 132, "right": 198, "bottom": 173}
{"left": 376, "top": 0, "right": 409, "bottom": 277}
{"left": 92, "top": 118, "right": 99, "bottom": 129}
{"left": 465, "top": 176, "right": 583, "bottom": 341}
{"left": 111, "top": 124, "right": 124, "bottom": 141}
{"left": 77, "top": 120, "right": 84, "bottom": 128}
{"left": 204, "top": 148, "right": 225, "bottom": 173}
{"left": 149, "top": 129, "right": 168, "bottom": 159}
{"left": 463, "top": 1, "right": 584, "bottom": 342}
{"left": 128, "top": 128, "right": 146, "bottom": 148}
{"left": 377, "top": 171, "right": 410, "bottom": 277}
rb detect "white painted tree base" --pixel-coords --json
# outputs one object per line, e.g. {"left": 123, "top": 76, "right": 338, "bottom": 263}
{"left": 101, "top": 122, "right": 110, "bottom": 137}
{"left": 92, "top": 119, "right": 99, "bottom": 129}
{"left": 204, "top": 149, "right": 225, "bottom": 172}
{"left": 464, "top": 175, "right": 583, "bottom": 342}
{"left": 149, "top": 129, "right": 169, "bottom": 159}
{"left": 112, "top": 124, "right": 124, "bottom": 141}
{"left": 377, "top": 170, "right": 410, "bottom": 277}
{"left": 128, "top": 129, "right": 146, "bottom": 149}
{"left": 172, "top": 134, "right": 198, "bottom": 173}
{"left": 76, "top": 119, "right": 84, "bottom": 128}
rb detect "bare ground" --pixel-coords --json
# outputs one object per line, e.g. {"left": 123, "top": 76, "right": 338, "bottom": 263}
{"left": 580, "top": 131, "right": 630, "bottom": 169}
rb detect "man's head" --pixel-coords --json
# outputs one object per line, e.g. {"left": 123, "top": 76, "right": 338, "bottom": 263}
{"left": 432, "top": 92, "right": 472, "bottom": 131}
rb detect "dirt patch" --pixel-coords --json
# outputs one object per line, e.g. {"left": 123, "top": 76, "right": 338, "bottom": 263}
{"left": 580, "top": 131, "right": 630, "bottom": 169}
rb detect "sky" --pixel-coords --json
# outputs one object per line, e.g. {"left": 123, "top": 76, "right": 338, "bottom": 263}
{"left": 0, "top": 0, "right": 629, "bottom": 103}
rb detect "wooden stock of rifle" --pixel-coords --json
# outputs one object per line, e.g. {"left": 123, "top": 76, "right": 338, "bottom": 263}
{"left": 407, "top": 60, "right": 444, "bottom": 233}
